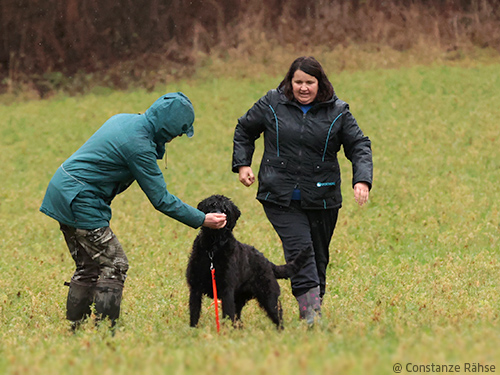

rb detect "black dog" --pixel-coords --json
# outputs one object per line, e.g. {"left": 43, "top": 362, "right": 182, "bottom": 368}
{"left": 186, "top": 194, "right": 310, "bottom": 329}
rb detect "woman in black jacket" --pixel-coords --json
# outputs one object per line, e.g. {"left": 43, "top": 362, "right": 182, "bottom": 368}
{"left": 232, "top": 56, "right": 373, "bottom": 325}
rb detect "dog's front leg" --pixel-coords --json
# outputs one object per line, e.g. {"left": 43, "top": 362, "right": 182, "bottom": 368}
{"left": 220, "top": 288, "right": 237, "bottom": 325}
{"left": 189, "top": 289, "right": 203, "bottom": 327}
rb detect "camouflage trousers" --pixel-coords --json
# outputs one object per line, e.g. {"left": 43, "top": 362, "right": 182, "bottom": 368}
{"left": 60, "top": 224, "right": 129, "bottom": 325}
{"left": 60, "top": 224, "right": 129, "bottom": 284}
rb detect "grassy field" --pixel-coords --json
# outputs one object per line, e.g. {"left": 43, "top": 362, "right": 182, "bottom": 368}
{"left": 1, "top": 53, "right": 500, "bottom": 374}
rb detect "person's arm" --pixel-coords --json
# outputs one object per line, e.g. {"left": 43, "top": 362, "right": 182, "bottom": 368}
{"left": 127, "top": 149, "right": 208, "bottom": 228}
{"left": 340, "top": 107, "right": 373, "bottom": 205}
{"left": 232, "top": 93, "right": 270, "bottom": 176}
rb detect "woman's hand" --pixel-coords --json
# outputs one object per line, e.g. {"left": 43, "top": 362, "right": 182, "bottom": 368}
{"left": 354, "top": 182, "right": 370, "bottom": 206}
{"left": 203, "top": 213, "right": 227, "bottom": 229}
{"left": 238, "top": 166, "right": 255, "bottom": 187}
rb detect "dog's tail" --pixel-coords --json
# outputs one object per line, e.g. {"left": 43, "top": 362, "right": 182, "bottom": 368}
{"left": 271, "top": 246, "right": 312, "bottom": 279}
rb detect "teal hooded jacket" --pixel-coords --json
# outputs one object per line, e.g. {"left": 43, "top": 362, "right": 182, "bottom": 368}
{"left": 40, "top": 92, "right": 206, "bottom": 229}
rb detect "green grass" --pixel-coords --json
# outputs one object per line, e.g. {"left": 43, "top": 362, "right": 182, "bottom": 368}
{"left": 1, "top": 58, "right": 500, "bottom": 375}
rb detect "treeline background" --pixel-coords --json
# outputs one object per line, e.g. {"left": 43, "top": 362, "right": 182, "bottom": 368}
{"left": 1, "top": 0, "right": 499, "bottom": 96}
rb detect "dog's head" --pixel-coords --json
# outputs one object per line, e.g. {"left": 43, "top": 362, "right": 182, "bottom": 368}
{"left": 197, "top": 194, "right": 241, "bottom": 231}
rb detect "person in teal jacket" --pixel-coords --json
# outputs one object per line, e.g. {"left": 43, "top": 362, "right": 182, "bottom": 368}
{"left": 40, "top": 92, "right": 227, "bottom": 329}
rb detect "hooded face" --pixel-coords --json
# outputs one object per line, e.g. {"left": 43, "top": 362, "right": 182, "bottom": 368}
{"left": 145, "top": 92, "right": 195, "bottom": 145}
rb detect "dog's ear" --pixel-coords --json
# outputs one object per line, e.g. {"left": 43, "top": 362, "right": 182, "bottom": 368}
{"left": 231, "top": 202, "right": 241, "bottom": 223}
{"left": 197, "top": 199, "right": 207, "bottom": 213}
{"left": 225, "top": 198, "right": 241, "bottom": 230}
{"left": 197, "top": 195, "right": 216, "bottom": 213}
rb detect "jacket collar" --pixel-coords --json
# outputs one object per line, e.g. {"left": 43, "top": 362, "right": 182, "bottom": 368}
{"left": 277, "top": 88, "right": 338, "bottom": 110}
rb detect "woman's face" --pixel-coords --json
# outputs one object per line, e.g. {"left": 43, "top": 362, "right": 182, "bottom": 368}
{"left": 292, "top": 69, "right": 319, "bottom": 105}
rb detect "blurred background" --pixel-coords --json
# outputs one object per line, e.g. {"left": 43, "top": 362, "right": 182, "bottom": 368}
{"left": 1, "top": 0, "right": 499, "bottom": 98}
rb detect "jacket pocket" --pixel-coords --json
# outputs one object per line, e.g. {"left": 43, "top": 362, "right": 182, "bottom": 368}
{"left": 313, "top": 162, "right": 338, "bottom": 185}
{"left": 312, "top": 161, "right": 337, "bottom": 173}
{"left": 262, "top": 156, "right": 288, "bottom": 169}
{"left": 259, "top": 156, "right": 288, "bottom": 183}
{"left": 311, "top": 161, "right": 340, "bottom": 202}
{"left": 258, "top": 156, "right": 289, "bottom": 201}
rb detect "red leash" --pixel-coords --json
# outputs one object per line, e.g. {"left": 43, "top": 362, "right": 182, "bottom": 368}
{"left": 210, "top": 263, "right": 220, "bottom": 333}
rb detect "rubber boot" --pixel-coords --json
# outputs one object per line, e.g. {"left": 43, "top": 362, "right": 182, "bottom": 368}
{"left": 65, "top": 280, "right": 96, "bottom": 330}
{"left": 94, "top": 279, "right": 124, "bottom": 328}
{"left": 296, "top": 286, "right": 321, "bottom": 326}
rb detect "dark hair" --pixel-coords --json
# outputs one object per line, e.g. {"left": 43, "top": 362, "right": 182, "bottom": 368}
{"left": 278, "top": 56, "right": 335, "bottom": 103}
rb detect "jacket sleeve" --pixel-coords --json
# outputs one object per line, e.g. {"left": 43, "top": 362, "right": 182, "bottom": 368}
{"left": 126, "top": 148, "right": 205, "bottom": 228}
{"left": 232, "top": 92, "right": 270, "bottom": 173}
{"left": 340, "top": 107, "right": 373, "bottom": 190}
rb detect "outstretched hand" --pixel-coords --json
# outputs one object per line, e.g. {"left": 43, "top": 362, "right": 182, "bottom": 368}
{"left": 238, "top": 166, "right": 255, "bottom": 187}
{"left": 203, "top": 213, "right": 227, "bottom": 229}
{"left": 353, "top": 182, "right": 370, "bottom": 206}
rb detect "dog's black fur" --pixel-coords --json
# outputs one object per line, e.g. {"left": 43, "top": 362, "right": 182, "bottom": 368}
{"left": 186, "top": 194, "right": 310, "bottom": 329}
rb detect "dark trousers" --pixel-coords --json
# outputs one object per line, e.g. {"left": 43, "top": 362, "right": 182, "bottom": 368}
{"left": 262, "top": 201, "right": 339, "bottom": 298}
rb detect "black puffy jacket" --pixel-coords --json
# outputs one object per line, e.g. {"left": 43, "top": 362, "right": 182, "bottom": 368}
{"left": 232, "top": 89, "right": 373, "bottom": 210}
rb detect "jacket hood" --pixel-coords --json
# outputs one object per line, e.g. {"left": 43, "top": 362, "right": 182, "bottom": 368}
{"left": 144, "top": 92, "right": 195, "bottom": 156}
